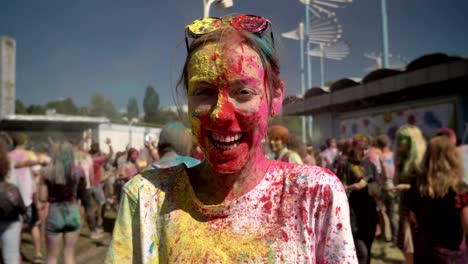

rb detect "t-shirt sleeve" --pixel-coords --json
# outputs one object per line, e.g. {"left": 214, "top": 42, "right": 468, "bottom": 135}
{"left": 105, "top": 187, "right": 141, "bottom": 263}
{"left": 314, "top": 172, "right": 357, "bottom": 263}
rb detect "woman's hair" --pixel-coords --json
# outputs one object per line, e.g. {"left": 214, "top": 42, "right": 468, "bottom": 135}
{"left": 267, "top": 125, "right": 290, "bottom": 144}
{"left": 157, "top": 121, "right": 193, "bottom": 156}
{"left": 395, "top": 124, "right": 427, "bottom": 180}
{"left": 0, "top": 142, "right": 10, "bottom": 182}
{"left": 376, "top": 134, "right": 391, "bottom": 149}
{"left": 178, "top": 20, "right": 281, "bottom": 114}
{"left": 419, "top": 136, "right": 462, "bottom": 198}
{"left": 45, "top": 142, "right": 74, "bottom": 185}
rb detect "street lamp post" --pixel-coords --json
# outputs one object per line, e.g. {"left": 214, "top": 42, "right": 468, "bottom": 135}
{"left": 203, "top": 0, "right": 234, "bottom": 18}
{"left": 381, "top": 0, "right": 389, "bottom": 68}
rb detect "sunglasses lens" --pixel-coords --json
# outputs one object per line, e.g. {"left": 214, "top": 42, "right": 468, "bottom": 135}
{"left": 187, "top": 17, "right": 223, "bottom": 37}
{"left": 231, "top": 14, "right": 268, "bottom": 33}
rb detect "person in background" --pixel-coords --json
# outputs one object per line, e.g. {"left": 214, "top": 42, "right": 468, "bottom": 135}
{"left": 267, "top": 125, "right": 303, "bottom": 164}
{"left": 72, "top": 139, "right": 102, "bottom": 240}
{"left": 114, "top": 148, "right": 140, "bottom": 203}
{"left": 8, "top": 133, "right": 44, "bottom": 263}
{"left": 344, "top": 135, "right": 378, "bottom": 264}
{"left": 152, "top": 122, "right": 199, "bottom": 169}
{"left": 0, "top": 140, "right": 26, "bottom": 264}
{"left": 106, "top": 14, "right": 356, "bottom": 263}
{"left": 88, "top": 138, "right": 113, "bottom": 236}
{"left": 335, "top": 138, "right": 353, "bottom": 184}
{"left": 40, "top": 142, "right": 82, "bottom": 264}
{"left": 138, "top": 134, "right": 159, "bottom": 170}
{"left": 322, "top": 137, "right": 339, "bottom": 170}
{"left": 393, "top": 125, "right": 427, "bottom": 264}
{"left": 406, "top": 136, "right": 468, "bottom": 263}
{"left": 304, "top": 145, "right": 316, "bottom": 165}
{"left": 376, "top": 134, "right": 399, "bottom": 247}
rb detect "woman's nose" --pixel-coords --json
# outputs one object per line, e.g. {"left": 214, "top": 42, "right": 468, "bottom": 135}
{"left": 210, "top": 93, "right": 235, "bottom": 126}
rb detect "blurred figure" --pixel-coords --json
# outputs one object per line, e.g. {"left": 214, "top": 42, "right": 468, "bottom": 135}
{"left": 153, "top": 122, "right": 199, "bottom": 168}
{"left": 40, "top": 143, "right": 82, "bottom": 264}
{"left": 88, "top": 139, "right": 113, "bottom": 236}
{"left": 138, "top": 134, "right": 159, "bottom": 169}
{"left": 288, "top": 135, "right": 312, "bottom": 165}
{"left": 8, "top": 133, "right": 44, "bottom": 263}
{"left": 304, "top": 145, "right": 316, "bottom": 165}
{"left": 72, "top": 139, "right": 102, "bottom": 240}
{"left": 267, "top": 125, "right": 303, "bottom": 164}
{"left": 0, "top": 141, "right": 26, "bottom": 264}
{"left": 344, "top": 135, "right": 378, "bottom": 264}
{"left": 335, "top": 139, "right": 353, "bottom": 184}
{"left": 115, "top": 148, "right": 140, "bottom": 203}
{"left": 406, "top": 136, "right": 468, "bottom": 263}
{"left": 376, "top": 134, "right": 399, "bottom": 246}
{"left": 322, "top": 137, "right": 339, "bottom": 170}
{"left": 393, "top": 125, "right": 427, "bottom": 264}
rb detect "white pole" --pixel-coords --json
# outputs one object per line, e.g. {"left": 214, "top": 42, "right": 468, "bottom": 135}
{"left": 204, "top": 0, "right": 216, "bottom": 18}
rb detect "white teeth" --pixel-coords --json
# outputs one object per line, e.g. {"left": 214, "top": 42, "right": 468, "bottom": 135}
{"left": 211, "top": 132, "right": 242, "bottom": 143}
{"left": 214, "top": 143, "right": 238, "bottom": 150}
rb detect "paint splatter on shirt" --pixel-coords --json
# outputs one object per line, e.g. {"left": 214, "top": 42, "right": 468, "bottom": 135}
{"left": 105, "top": 161, "right": 357, "bottom": 263}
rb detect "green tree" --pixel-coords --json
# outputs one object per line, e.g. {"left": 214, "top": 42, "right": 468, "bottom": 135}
{"left": 143, "top": 85, "right": 160, "bottom": 123}
{"left": 27, "top": 104, "right": 45, "bottom": 115}
{"left": 45, "top": 97, "right": 79, "bottom": 115}
{"left": 126, "top": 97, "right": 139, "bottom": 120}
{"left": 89, "top": 93, "right": 118, "bottom": 119}
{"left": 15, "top": 99, "right": 27, "bottom": 114}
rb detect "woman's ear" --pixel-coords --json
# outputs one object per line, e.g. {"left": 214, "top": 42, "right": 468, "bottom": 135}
{"left": 271, "top": 80, "right": 284, "bottom": 116}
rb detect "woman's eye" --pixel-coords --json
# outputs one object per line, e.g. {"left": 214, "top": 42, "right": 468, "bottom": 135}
{"left": 193, "top": 87, "right": 215, "bottom": 96}
{"left": 234, "top": 88, "right": 255, "bottom": 101}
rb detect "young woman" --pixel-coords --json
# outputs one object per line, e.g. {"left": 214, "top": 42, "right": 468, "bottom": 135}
{"left": 41, "top": 142, "right": 82, "bottom": 264}
{"left": 393, "top": 124, "right": 427, "bottom": 264}
{"left": 344, "top": 135, "right": 378, "bottom": 264}
{"left": 406, "top": 136, "right": 468, "bottom": 263}
{"left": 106, "top": 14, "right": 356, "bottom": 263}
{"left": 0, "top": 141, "right": 26, "bottom": 264}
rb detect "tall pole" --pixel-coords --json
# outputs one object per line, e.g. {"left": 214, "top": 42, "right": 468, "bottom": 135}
{"left": 320, "top": 44, "right": 325, "bottom": 87}
{"left": 299, "top": 22, "right": 307, "bottom": 144}
{"left": 203, "top": 0, "right": 215, "bottom": 18}
{"left": 305, "top": 2, "right": 313, "bottom": 89}
{"left": 381, "top": 0, "right": 389, "bottom": 68}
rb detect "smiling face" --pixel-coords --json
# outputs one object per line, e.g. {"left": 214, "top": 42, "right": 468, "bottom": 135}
{"left": 187, "top": 40, "right": 280, "bottom": 174}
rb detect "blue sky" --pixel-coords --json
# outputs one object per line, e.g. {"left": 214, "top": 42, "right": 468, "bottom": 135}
{"left": 1, "top": 0, "right": 468, "bottom": 111}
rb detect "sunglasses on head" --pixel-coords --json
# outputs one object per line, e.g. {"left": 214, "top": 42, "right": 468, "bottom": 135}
{"left": 184, "top": 14, "right": 273, "bottom": 52}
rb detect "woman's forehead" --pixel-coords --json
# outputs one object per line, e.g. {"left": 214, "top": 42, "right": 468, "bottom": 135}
{"left": 189, "top": 42, "right": 262, "bottom": 70}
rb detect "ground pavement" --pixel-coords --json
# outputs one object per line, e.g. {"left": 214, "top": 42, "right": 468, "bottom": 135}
{"left": 19, "top": 210, "right": 405, "bottom": 263}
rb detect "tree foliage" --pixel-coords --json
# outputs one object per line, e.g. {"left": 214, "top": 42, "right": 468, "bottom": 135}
{"left": 126, "top": 97, "right": 139, "bottom": 120}
{"left": 143, "top": 85, "right": 160, "bottom": 123}
{"left": 15, "top": 99, "right": 27, "bottom": 114}
{"left": 89, "top": 93, "right": 119, "bottom": 119}
{"left": 44, "top": 97, "right": 79, "bottom": 115}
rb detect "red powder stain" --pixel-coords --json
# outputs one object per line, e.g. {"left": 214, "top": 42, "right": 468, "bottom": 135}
{"left": 210, "top": 53, "right": 219, "bottom": 61}
{"left": 306, "top": 226, "right": 313, "bottom": 235}
{"left": 281, "top": 229, "right": 289, "bottom": 242}
{"left": 337, "top": 223, "right": 343, "bottom": 230}
{"left": 335, "top": 206, "right": 341, "bottom": 216}
{"left": 263, "top": 201, "right": 272, "bottom": 214}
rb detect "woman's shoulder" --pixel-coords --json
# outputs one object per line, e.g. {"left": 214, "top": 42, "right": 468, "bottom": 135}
{"left": 122, "top": 164, "right": 187, "bottom": 199}
{"left": 270, "top": 161, "right": 344, "bottom": 192}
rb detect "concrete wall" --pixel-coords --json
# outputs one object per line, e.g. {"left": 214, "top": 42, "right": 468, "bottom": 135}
{"left": 0, "top": 36, "right": 16, "bottom": 118}
{"left": 98, "top": 123, "right": 161, "bottom": 153}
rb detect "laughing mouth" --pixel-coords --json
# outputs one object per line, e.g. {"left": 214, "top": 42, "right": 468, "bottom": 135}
{"left": 209, "top": 131, "right": 245, "bottom": 151}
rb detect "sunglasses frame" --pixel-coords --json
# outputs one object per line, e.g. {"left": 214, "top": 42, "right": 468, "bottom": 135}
{"left": 184, "top": 14, "right": 273, "bottom": 52}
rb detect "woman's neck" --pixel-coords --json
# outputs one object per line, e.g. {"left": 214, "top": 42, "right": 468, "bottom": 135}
{"left": 189, "top": 150, "right": 270, "bottom": 205}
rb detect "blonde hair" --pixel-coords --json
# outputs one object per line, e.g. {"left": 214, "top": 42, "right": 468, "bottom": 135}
{"left": 419, "top": 136, "right": 462, "bottom": 198}
{"left": 395, "top": 125, "right": 426, "bottom": 181}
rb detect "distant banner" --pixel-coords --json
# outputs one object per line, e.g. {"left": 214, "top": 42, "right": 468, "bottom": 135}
{"left": 339, "top": 102, "right": 455, "bottom": 143}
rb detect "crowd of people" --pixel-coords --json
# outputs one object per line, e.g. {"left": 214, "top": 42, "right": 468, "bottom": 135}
{"left": 264, "top": 124, "right": 468, "bottom": 264}
{"left": 0, "top": 121, "right": 200, "bottom": 264}
{"left": 1, "top": 13, "right": 467, "bottom": 264}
